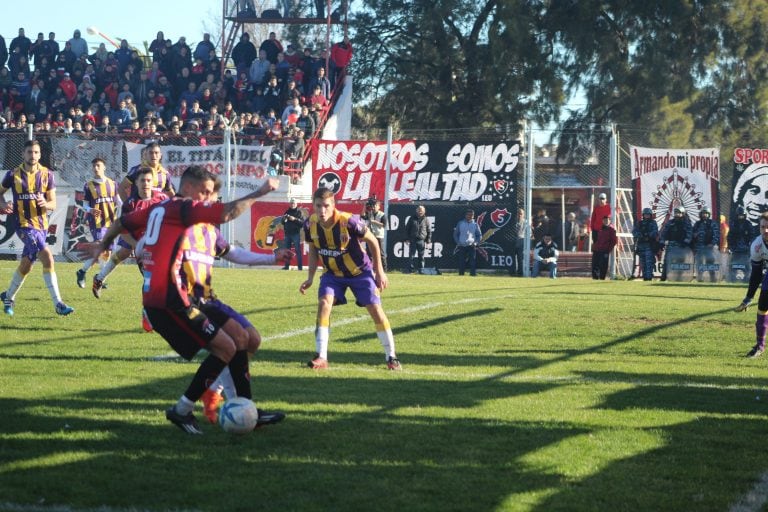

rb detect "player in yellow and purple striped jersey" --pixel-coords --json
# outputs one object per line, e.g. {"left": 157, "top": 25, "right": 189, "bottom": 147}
{"left": 76, "top": 157, "right": 119, "bottom": 289}
{"left": 0, "top": 140, "right": 73, "bottom": 316}
{"left": 299, "top": 187, "right": 401, "bottom": 370}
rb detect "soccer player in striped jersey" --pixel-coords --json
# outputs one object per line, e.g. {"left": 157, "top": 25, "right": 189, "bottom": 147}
{"left": 0, "top": 140, "right": 73, "bottom": 316}
{"left": 76, "top": 157, "right": 119, "bottom": 288}
{"left": 87, "top": 166, "right": 281, "bottom": 434}
{"left": 299, "top": 187, "right": 401, "bottom": 370}
{"left": 92, "top": 167, "right": 167, "bottom": 298}
{"left": 178, "top": 181, "right": 293, "bottom": 424}
{"left": 736, "top": 212, "right": 768, "bottom": 358}
{"left": 118, "top": 142, "right": 175, "bottom": 201}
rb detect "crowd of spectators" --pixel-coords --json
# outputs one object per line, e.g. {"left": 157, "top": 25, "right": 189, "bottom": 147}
{"left": 0, "top": 27, "right": 353, "bottom": 166}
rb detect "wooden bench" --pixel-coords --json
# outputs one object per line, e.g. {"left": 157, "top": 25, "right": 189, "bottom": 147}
{"left": 530, "top": 251, "right": 592, "bottom": 277}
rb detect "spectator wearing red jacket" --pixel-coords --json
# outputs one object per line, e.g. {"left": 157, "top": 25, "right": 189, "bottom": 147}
{"left": 591, "top": 216, "right": 617, "bottom": 280}
{"left": 330, "top": 36, "right": 353, "bottom": 88}
{"left": 58, "top": 72, "right": 77, "bottom": 103}
{"left": 590, "top": 192, "right": 611, "bottom": 244}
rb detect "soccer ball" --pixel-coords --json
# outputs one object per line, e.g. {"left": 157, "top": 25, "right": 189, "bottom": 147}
{"left": 218, "top": 397, "right": 259, "bottom": 434}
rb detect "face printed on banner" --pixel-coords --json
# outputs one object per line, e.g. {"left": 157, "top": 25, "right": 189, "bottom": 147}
{"left": 733, "top": 164, "right": 768, "bottom": 226}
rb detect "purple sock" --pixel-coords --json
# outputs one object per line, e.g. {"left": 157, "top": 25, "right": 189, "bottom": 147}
{"left": 756, "top": 314, "right": 768, "bottom": 349}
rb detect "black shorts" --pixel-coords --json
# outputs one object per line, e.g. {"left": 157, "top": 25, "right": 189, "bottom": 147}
{"left": 145, "top": 305, "right": 221, "bottom": 360}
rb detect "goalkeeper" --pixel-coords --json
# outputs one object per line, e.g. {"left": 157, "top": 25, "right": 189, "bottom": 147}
{"left": 735, "top": 211, "right": 768, "bottom": 358}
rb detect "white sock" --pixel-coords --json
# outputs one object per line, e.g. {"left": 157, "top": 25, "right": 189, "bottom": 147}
{"left": 213, "top": 367, "right": 236, "bottom": 399}
{"left": 43, "top": 271, "right": 62, "bottom": 305}
{"left": 81, "top": 258, "right": 95, "bottom": 272}
{"left": 97, "top": 256, "right": 118, "bottom": 281}
{"left": 175, "top": 395, "right": 195, "bottom": 415}
{"left": 7, "top": 270, "right": 26, "bottom": 300}
{"left": 315, "top": 326, "right": 329, "bottom": 359}
{"left": 376, "top": 328, "right": 396, "bottom": 359}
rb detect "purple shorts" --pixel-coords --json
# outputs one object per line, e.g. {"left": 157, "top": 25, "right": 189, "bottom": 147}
{"left": 117, "top": 236, "right": 133, "bottom": 250}
{"left": 90, "top": 227, "right": 108, "bottom": 242}
{"left": 199, "top": 299, "right": 253, "bottom": 330}
{"left": 319, "top": 270, "right": 381, "bottom": 307}
{"left": 16, "top": 228, "right": 47, "bottom": 262}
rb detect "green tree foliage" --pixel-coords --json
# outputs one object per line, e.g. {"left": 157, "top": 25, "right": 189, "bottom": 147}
{"left": 353, "top": 0, "right": 768, "bottom": 151}
{"left": 351, "top": 0, "right": 565, "bottom": 131}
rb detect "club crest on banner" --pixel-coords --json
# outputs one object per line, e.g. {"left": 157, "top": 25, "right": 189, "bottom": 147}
{"left": 489, "top": 208, "right": 512, "bottom": 228}
{"left": 317, "top": 172, "right": 342, "bottom": 194}
{"left": 493, "top": 180, "right": 508, "bottom": 194}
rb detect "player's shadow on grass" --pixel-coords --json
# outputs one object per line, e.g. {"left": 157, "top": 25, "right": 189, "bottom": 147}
{"left": 531, "top": 407, "right": 768, "bottom": 510}
{"left": 0, "top": 328, "right": 140, "bottom": 349}
{"left": 550, "top": 290, "right": 733, "bottom": 302}
{"left": 0, "top": 385, "right": 577, "bottom": 512}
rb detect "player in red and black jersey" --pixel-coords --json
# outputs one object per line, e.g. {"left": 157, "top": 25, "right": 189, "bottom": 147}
{"left": 92, "top": 167, "right": 168, "bottom": 298}
{"left": 89, "top": 166, "right": 280, "bottom": 434}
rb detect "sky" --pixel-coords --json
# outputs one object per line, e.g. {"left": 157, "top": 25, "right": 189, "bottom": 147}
{"left": 0, "top": 0, "right": 222, "bottom": 56}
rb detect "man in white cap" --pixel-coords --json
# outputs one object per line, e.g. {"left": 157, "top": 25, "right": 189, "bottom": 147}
{"left": 590, "top": 192, "right": 611, "bottom": 245}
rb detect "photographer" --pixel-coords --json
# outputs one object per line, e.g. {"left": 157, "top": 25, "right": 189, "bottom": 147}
{"left": 361, "top": 198, "right": 387, "bottom": 271}
{"left": 453, "top": 209, "right": 482, "bottom": 276}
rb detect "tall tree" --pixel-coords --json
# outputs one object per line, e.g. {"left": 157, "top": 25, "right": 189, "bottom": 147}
{"left": 351, "top": 0, "right": 565, "bottom": 131}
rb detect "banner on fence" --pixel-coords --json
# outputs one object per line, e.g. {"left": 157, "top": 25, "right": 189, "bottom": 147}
{"left": 732, "top": 147, "right": 768, "bottom": 228}
{"left": 127, "top": 143, "right": 272, "bottom": 195}
{"left": 311, "top": 139, "right": 520, "bottom": 203}
{"left": 630, "top": 145, "right": 720, "bottom": 227}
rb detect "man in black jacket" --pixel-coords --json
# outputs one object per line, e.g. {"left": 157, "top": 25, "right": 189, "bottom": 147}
{"left": 404, "top": 205, "right": 431, "bottom": 273}
{"left": 282, "top": 198, "right": 304, "bottom": 270}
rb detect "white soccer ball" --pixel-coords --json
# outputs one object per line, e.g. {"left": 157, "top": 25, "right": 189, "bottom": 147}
{"left": 218, "top": 397, "right": 259, "bottom": 434}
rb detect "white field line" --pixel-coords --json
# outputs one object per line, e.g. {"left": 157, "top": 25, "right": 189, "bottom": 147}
{"left": 729, "top": 472, "right": 768, "bottom": 512}
{"left": 151, "top": 294, "right": 515, "bottom": 360}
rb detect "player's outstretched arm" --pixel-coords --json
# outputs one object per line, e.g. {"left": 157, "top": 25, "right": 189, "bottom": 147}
{"left": 224, "top": 246, "right": 293, "bottom": 266}
{"left": 220, "top": 178, "right": 279, "bottom": 223}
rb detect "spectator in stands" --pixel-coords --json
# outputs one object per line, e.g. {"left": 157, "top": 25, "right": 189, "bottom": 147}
{"left": 309, "top": 84, "right": 329, "bottom": 112}
{"left": 309, "top": 66, "right": 331, "bottom": 99}
{"left": 30, "top": 33, "right": 46, "bottom": 68}
{"left": 249, "top": 49, "right": 271, "bottom": 87}
{"left": 260, "top": 32, "right": 283, "bottom": 64}
{"left": 115, "top": 39, "right": 132, "bottom": 73}
{"left": 0, "top": 34, "right": 8, "bottom": 69}
{"left": 590, "top": 192, "right": 611, "bottom": 244}
{"left": 59, "top": 73, "right": 77, "bottom": 103}
{"left": 454, "top": 209, "right": 482, "bottom": 276}
{"left": 68, "top": 30, "right": 88, "bottom": 59}
{"left": 188, "top": 99, "right": 206, "bottom": 121}
{"left": 40, "top": 32, "right": 57, "bottom": 62}
{"left": 591, "top": 216, "right": 617, "bottom": 280}
{"left": 263, "top": 76, "right": 282, "bottom": 115}
{"left": 330, "top": 36, "right": 352, "bottom": 89}
{"left": 149, "top": 31, "right": 166, "bottom": 62}
{"left": 281, "top": 96, "right": 301, "bottom": 125}
{"left": 9, "top": 50, "right": 30, "bottom": 78}
{"left": 10, "top": 28, "right": 31, "bottom": 58}
{"left": 284, "top": 44, "right": 301, "bottom": 69}
{"left": 194, "top": 33, "right": 215, "bottom": 63}
{"left": 296, "top": 105, "right": 316, "bottom": 138}
{"left": 532, "top": 208, "right": 550, "bottom": 242}
{"left": 532, "top": 234, "right": 558, "bottom": 279}
{"left": 232, "top": 33, "right": 256, "bottom": 74}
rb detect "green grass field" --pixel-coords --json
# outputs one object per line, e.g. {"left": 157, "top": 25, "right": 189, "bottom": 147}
{"left": 1, "top": 261, "right": 767, "bottom": 512}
